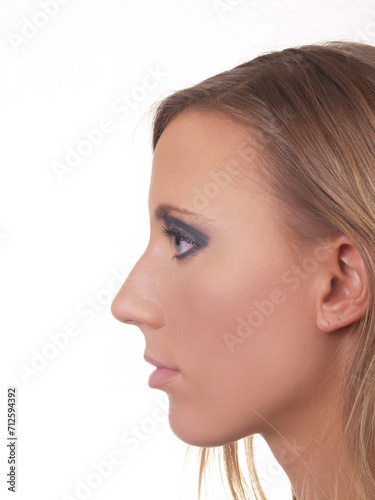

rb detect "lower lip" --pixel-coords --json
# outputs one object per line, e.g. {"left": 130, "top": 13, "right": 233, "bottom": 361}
{"left": 148, "top": 367, "right": 180, "bottom": 388}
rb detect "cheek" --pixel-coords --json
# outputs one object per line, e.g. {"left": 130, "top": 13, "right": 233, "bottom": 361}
{"left": 165, "top": 250, "right": 320, "bottom": 445}
{"left": 169, "top": 250, "right": 296, "bottom": 410}
{"left": 175, "top": 253, "right": 289, "bottom": 365}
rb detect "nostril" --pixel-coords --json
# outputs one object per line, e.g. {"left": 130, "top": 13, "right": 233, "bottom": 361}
{"left": 110, "top": 297, "right": 141, "bottom": 325}
{"left": 110, "top": 287, "right": 165, "bottom": 329}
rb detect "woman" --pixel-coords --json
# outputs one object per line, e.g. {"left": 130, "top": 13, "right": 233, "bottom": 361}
{"left": 111, "top": 41, "right": 375, "bottom": 499}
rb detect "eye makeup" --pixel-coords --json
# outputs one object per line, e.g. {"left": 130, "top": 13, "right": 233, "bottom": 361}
{"left": 160, "top": 226, "right": 198, "bottom": 261}
{"left": 158, "top": 213, "right": 210, "bottom": 261}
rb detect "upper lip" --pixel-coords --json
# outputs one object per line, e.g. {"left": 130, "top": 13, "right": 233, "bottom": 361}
{"left": 144, "top": 354, "right": 179, "bottom": 371}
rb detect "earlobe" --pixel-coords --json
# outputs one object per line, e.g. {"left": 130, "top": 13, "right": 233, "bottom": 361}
{"left": 316, "top": 235, "right": 368, "bottom": 333}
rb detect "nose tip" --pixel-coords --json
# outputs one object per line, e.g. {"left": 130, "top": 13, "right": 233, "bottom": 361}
{"left": 111, "top": 245, "right": 166, "bottom": 329}
{"left": 110, "top": 295, "right": 142, "bottom": 325}
{"left": 111, "top": 289, "right": 139, "bottom": 324}
{"left": 110, "top": 277, "right": 165, "bottom": 329}
{"left": 110, "top": 296, "right": 130, "bottom": 323}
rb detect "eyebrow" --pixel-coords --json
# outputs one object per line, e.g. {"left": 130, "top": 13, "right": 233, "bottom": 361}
{"left": 152, "top": 203, "right": 211, "bottom": 245}
{"left": 153, "top": 203, "right": 212, "bottom": 221}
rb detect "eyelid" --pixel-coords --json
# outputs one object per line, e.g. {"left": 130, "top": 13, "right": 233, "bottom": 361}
{"left": 161, "top": 214, "right": 210, "bottom": 247}
{"left": 160, "top": 226, "right": 199, "bottom": 261}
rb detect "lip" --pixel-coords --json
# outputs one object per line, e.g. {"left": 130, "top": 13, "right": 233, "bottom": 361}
{"left": 144, "top": 354, "right": 178, "bottom": 370}
{"left": 144, "top": 354, "right": 180, "bottom": 389}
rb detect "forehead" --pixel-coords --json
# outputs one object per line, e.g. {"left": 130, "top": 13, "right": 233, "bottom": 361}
{"left": 153, "top": 108, "right": 250, "bottom": 166}
{"left": 149, "top": 109, "right": 266, "bottom": 218}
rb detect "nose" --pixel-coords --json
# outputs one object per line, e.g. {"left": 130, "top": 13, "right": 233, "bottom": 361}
{"left": 111, "top": 250, "right": 166, "bottom": 330}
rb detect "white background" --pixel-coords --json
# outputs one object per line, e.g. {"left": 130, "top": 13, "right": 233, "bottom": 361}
{"left": 1, "top": 1, "right": 374, "bottom": 499}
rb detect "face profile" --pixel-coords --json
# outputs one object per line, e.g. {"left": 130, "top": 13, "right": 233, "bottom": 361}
{"left": 112, "top": 108, "right": 350, "bottom": 448}
{"left": 111, "top": 41, "right": 375, "bottom": 500}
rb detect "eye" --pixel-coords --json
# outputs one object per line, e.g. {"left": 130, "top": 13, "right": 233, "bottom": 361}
{"left": 160, "top": 226, "right": 199, "bottom": 261}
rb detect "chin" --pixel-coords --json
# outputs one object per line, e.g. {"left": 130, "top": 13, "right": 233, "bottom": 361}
{"left": 168, "top": 417, "right": 247, "bottom": 448}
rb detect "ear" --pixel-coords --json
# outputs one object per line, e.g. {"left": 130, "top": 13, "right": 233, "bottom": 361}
{"left": 316, "top": 234, "right": 368, "bottom": 332}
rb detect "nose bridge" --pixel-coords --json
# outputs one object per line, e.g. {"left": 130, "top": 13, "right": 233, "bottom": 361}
{"left": 111, "top": 249, "right": 166, "bottom": 328}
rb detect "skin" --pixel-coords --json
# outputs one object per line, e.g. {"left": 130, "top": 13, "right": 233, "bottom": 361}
{"left": 111, "top": 109, "right": 368, "bottom": 499}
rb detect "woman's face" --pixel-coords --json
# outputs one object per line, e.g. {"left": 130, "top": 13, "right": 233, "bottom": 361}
{"left": 111, "top": 109, "right": 338, "bottom": 447}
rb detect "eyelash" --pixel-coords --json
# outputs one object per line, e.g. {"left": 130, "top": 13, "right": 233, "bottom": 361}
{"left": 160, "top": 226, "right": 199, "bottom": 261}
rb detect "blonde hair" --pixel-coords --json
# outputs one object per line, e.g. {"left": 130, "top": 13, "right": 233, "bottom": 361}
{"left": 150, "top": 41, "right": 375, "bottom": 499}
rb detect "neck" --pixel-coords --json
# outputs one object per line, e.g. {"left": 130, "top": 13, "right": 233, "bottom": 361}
{"left": 261, "top": 387, "right": 353, "bottom": 499}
